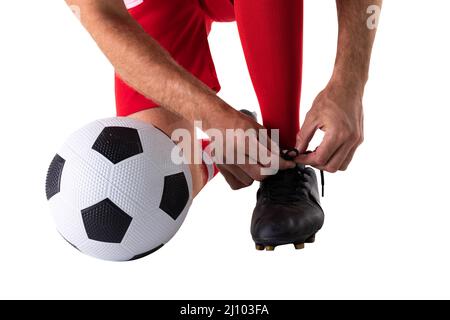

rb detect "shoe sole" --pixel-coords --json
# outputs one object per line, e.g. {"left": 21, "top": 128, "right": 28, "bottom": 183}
{"left": 254, "top": 234, "right": 316, "bottom": 251}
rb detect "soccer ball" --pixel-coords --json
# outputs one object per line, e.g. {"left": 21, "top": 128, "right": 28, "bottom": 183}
{"left": 45, "top": 117, "right": 192, "bottom": 261}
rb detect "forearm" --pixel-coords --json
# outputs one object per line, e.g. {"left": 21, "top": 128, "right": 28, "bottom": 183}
{"left": 332, "top": 0, "right": 382, "bottom": 93}
{"left": 65, "top": 0, "right": 230, "bottom": 128}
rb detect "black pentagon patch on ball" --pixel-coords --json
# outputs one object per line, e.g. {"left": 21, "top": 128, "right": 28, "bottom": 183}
{"left": 46, "top": 154, "right": 66, "bottom": 200}
{"left": 92, "top": 126, "right": 143, "bottom": 164}
{"left": 129, "top": 244, "right": 164, "bottom": 261}
{"left": 159, "top": 172, "right": 189, "bottom": 220}
{"left": 81, "top": 198, "right": 132, "bottom": 243}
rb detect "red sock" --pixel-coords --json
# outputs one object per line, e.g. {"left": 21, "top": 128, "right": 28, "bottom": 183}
{"left": 235, "top": 0, "right": 303, "bottom": 149}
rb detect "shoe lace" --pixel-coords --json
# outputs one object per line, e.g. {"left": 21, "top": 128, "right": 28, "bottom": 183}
{"left": 262, "top": 167, "right": 310, "bottom": 203}
{"left": 282, "top": 149, "right": 324, "bottom": 197}
{"left": 261, "top": 149, "right": 325, "bottom": 203}
{"left": 320, "top": 170, "right": 325, "bottom": 197}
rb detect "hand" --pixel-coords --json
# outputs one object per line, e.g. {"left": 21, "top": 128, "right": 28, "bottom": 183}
{"left": 208, "top": 108, "right": 295, "bottom": 190}
{"left": 295, "top": 81, "right": 364, "bottom": 173}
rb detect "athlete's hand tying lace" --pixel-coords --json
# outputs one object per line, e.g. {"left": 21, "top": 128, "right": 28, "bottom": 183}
{"left": 294, "top": 81, "right": 364, "bottom": 173}
{"left": 212, "top": 109, "right": 295, "bottom": 190}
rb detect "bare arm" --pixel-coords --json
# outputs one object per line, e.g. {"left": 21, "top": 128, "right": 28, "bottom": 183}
{"left": 332, "top": 0, "right": 383, "bottom": 92}
{"left": 296, "top": 0, "right": 382, "bottom": 172}
{"left": 65, "top": 0, "right": 293, "bottom": 188}
{"left": 65, "top": 0, "right": 232, "bottom": 129}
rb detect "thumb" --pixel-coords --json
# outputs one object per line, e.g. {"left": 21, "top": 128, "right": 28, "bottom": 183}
{"left": 296, "top": 113, "right": 317, "bottom": 153}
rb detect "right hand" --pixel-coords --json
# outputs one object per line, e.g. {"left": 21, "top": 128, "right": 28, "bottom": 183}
{"left": 206, "top": 108, "right": 296, "bottom": 190}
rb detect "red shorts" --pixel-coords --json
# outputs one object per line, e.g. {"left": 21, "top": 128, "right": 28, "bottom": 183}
{"left": 116, "top": 0, "right": 235, "bottom": 116}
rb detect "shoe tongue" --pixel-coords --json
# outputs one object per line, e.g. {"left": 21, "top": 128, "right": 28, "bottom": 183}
{"left": 264, "top": 166, "right": 303, "bottom": 186}
{"left": 275, "top": 167, "right": 302, "bottom": 184}
{"left": 263, "top": 167, "right": 307, "bottom": 202}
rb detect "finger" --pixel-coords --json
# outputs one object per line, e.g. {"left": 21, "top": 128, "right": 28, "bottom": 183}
{"left": 239, "top": 154, "right": 268, "bottom": 181}
{"left": 286, "top": 149, "right": 299, "bottom": 158}
{"left": 294, "top": 132, "right": 341, "bottom": 168}
{"left": 216, "top": 165, "right": 243, "bottom": 190}
{"left": 339, "top": 145, "right": 359, "bottom": 171}
{"left": 220, "top": 169, "right": 246, "bottom": 190}
{"left": 322, "top": 142, "right": 354, "bottom": 173}
{"left": 257, "top": 129, "right": 280, "bottom": 156}
{"left": 247, "top": 134, "right": 295, "bottom": 170}
{"left": 296, "top": 113, "right": 318, "bottom": 153}
{"left": 340, "top": 127, "right": 364, "bottom": 171}
{"left": 239, "top": 163, "right": 266, "bottom": 181}
{"left": 218, "top": 166, "right": 252, "bottom": 190}
{"left": 218, "top": 164, "right": 254, "bottom": 189}
{"left": 242, "top": 160, "right": 291, "bottom": 180}
{"left": 293, "top": 152, "right": 315, "bottom": 167}
{"left": 229, "top": 132, "right": 268, "bottom": 166}
{"left": 245, "top": 134, "right": 270, "bottom": 166}
{"left": 278, "top": 157, "right": 296, "bottom": 170}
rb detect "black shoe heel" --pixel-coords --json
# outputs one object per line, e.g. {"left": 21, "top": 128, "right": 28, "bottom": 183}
{"left": 305, "top": 234, "right": 316, "bottom": 243}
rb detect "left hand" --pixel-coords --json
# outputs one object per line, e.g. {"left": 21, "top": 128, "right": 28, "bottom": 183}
{"left": 295, "top": 80, "right": 364, "bottom": 173}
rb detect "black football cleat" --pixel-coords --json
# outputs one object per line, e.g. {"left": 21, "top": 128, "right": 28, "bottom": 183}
{"left": 251, "top": 162, "right": 325, "bottom": 251}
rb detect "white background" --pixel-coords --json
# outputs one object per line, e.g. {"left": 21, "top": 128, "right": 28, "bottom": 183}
{"left": 1, "top": 0, "right": 449, "bottom": 300}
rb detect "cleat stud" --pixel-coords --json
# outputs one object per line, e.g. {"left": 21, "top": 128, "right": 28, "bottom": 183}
{"left": 265, "top": 246, "right": 275, "bottom": 251}
{"left": 294, "top": 243, "right": 305, "bottom": 250}
{"left": 255, "top": 244, "right": 265, "bottom": 251}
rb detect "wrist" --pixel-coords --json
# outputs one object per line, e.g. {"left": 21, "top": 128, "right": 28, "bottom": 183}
{"left": 329, "top": 69, "right": 367, "bottom": 97}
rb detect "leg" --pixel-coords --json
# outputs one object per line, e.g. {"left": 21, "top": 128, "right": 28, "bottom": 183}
{"left": 234, "top": 1, "right": 324, "bottom": 251}
{"left": 234, "top": 0, "right": 303, "bottom": 149}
